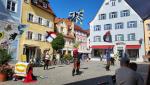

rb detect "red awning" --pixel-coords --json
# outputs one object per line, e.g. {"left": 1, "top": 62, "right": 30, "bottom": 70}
{"left": 91, "top": 45, "right": 114, "bottom": 49}
{"left": 126, "top": 45, "right": 141, "bottom": 49}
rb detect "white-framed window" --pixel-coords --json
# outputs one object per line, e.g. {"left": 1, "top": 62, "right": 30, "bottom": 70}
{"left": 121, "top": 10, "right": 130, "bottom": 17}
{"left": 43, "top": 2, "right": 47, "bottom": 8}
{"left": 115, "top": 23, "right": 124, "bottom": 29}
{"left": 24, "top": 0, "right": 29, "bottom": 3}
{"left": 99, "top": 14, "right": 106, "bottom": 20}
{"left": 94, "top": 25, "right": 101, "bottom": 31}
{"left": 46, "top": 20, "right": 50, "bottom": 27}
{"left": 38, "top": 34, "right": 42, "bottom": 41}
{"left": 110, "top": 0, "right": 116, "bottom": 6}
{"left": 109, "top": 12, "right": 117, "bottom": 19}
{"left": 128, "top": 33, "right": 136, "bottom": 41}
{"left": 94, "top": 36, "right": 101, "bottom": 42}
{"left": 118, "top": 0, "right": 122, "bottom": 2}
{"left": 7, "top": 0, "right": 17, "bottom": 12}
{"left": 28, "top": 13, "right": 34, "bottom": 22}
{"left": 127, "top": 21, "right": 137, "bottom": 28}
{"left": 38, "top": 17, "right": 42, "bottom": 25}
{"left": 147, "top": 24, "right": 150, "bottom": 31}
{"left": 115, "top": 34, "right": 124, "bottom": 41}
{"left": 27, "top": 31, "right": 33, "bottom": 40}
{"left": 104, "top": 24, "right": 112, "bottom": 30}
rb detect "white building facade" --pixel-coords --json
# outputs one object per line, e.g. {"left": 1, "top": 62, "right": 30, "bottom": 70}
{"left": 89, "top": 0, "right": 145, "bottom": 62}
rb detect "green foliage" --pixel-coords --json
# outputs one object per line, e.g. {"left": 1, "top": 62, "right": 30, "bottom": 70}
{"left": 63, "top": 54, "right": 73, "bottom": 61}
{"left": 73, "top": 42, "right": 80, "bottom": 48}
{"left": 0, "top": 48, "right": 12, "bottom": 65}
{"left": 51, "top": 33, "right": 65, "bottom": 51}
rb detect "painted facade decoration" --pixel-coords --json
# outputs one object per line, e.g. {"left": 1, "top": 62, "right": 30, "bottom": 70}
{"left": 0, "top": 0, "right": 22, "bottom": 60}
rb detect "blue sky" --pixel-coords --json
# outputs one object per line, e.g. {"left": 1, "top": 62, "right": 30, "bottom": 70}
{"left": 49, "top": 0, "right": 104, "bottom": 30}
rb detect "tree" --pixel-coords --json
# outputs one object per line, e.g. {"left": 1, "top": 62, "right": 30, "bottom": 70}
{"left": 51, "top": 33, "right": 65, "bottom": 52}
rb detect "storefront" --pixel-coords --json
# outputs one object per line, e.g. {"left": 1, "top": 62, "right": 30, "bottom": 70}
{"left": 91, "top": 45, "right": 114, "bottom": 58}
{"left": 126, "top": 45, "right": 140, "bottom": 60}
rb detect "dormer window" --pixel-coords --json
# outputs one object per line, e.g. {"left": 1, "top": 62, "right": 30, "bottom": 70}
{"left": 32, "top": 0, "right": 38, "bottom": 4}
{"left": 43, "top": 2, "right": 47, "bottom": 8}
{"left": 110, "top": 0, "right": 116, "bottom": 6}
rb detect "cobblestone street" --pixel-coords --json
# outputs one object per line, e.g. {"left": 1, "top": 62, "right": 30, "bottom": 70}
{"left": 1, "top": 60, "right": 149, "bottom": 85}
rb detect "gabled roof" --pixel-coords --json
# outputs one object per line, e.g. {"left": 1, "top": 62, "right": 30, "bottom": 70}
{"left": 74, "top": 25, "right": 89, "bottom": 34}
{"left": 55, "top": 18, "right": 72, "bottom": 28}
{"left": 125, "top": 0, "right": 150, "bottom": 20}
{"left": 31, "top": 0, "right": 56, "bottom": 16}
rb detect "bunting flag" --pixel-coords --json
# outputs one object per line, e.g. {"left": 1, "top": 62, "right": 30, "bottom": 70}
{"left": 45, "top": 31, "right": 57, "bottom": 42}
{"left": 68, "top": 9, "right": 84, "bottom": 24}
{"left": 103, "top": 31, "right": 112, "bottom": 42}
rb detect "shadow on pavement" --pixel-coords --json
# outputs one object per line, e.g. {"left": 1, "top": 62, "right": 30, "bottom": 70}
{"left": 65, "top": 75, "right": 114, "bottom": 85}
{"left": 80, "top": 67, "right": 88, "bottom": 70}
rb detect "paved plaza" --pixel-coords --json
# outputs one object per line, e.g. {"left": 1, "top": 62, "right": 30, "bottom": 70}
{"left": 1, "top": 60, "right": 149, "bottom": 85}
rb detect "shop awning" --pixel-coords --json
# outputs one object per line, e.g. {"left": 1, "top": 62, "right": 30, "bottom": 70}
{"left": 126, "top": 45, "right": 141, "bottom": 49}
{"left": 91, "top": 45, "right": 114, "bottom": 49}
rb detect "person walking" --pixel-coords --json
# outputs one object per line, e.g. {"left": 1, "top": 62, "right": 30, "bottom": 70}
{"left": 105, "top": 50, "right": 111, "bottom": 71}
{"left": 72, "top": 48, "right": 79, "bottom": 76}
{"left": 43, "top": 51, "right": 50, "bottom": 70}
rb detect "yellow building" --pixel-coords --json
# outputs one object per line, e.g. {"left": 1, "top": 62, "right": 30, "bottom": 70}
{"left": 144, "top": 19, "right": 150, "bottom": 54}
{"left": 55, "top": 18, "right": 75, "bottom": 55}
{"left": 18, "top": 0, "right": 55, "bottom": 62}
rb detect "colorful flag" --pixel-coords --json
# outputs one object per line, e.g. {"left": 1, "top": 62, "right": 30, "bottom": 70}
{"left": 103, "top": 31, "right": 112, "bottom": 42}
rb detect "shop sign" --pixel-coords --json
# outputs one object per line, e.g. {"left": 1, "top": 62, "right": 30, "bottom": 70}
{"left": 116, "top": 42, "right": 126, "bottom": 45}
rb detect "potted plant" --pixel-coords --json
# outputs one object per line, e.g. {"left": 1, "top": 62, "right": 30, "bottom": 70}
{"left": 0, "top": 48, "right": 13, "bottom": 82}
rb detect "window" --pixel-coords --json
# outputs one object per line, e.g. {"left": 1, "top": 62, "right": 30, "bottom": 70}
{"left": 121, "top": 10, "right": 130, "bottom": 17}
{"left": 110, "top": 0, "right": 116, "bottom": 6}
{"left": 94, "top": 36, "right": 101, "bottom": 42}
{"left": 99, "top": 14, "right": 106, "bottom": 20}
{"left": 115, "top": 34, "right": 124, "bottom": 41}
{"left": 94, "top": 25, "right": 101, "bottom": 31}
{"left": 28, "top": 13, "right": 34, "bottom": 22}
{"left": 148, "top": 37, "right": 150, "bottom": 44}
{"left": 7, "top": 0, "right": 16, "bottom": 12}
{"left": 118, "top": 0, "right": 122, "bottom": 2}
{"left": 47, "top": 20, "right": 50, "bottom": 27}
{"left": 115, "top": 23, "right": 124, "bottom": 29}
{"left": 27, "top": 31, "right": 33, "bottom": 40}
{"left": 38, "top": 17, "right": 42, "bottom": 25}
{"left": 147, "top": 24, "right": 150, "bottom": 30}
{"left": 128, "top": 33, "right": 135, "bottom": 41}
{"left": 127, "top": 21, "right": 137, "bottom": 28}
{"left": 43, "top": 2, "right": 47, "bottom": 8}
{"left": 104, "top": 24, "right": 112, "bottom": 30}
{"left": 38, "top": 34, "right": 42, "bottom": 41}
{"left": 109, "top": 12, "right": 117, "bottom": 19}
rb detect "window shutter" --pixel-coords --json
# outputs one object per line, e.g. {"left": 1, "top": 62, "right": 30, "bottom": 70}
{"left": 32, "top": 33, "right": 35, "bottom": 40}
{"left": 41, "top": 35, "right": 46, "bottom": 41}
{"left": 26, "top": 31, "right": 28, "bottom": 39}
{"left": 49, "top": 21, "right": 52, "bottom": 28}
{"left": 42, "top": 18, "right": 45, "bottom": 25}
{"left": 27, "top": 13, "right": 30, "bottom": 21}
{"left": 33, "top": 16, "right": 37, "bottom": 23}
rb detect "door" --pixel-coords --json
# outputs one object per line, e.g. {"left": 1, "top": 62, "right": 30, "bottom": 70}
{"left": 118, "top": 50, "right": 123, "bottom": 58}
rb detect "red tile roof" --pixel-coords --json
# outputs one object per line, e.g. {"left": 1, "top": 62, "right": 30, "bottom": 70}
{"left": 74, "top": 25, "right": 89, "bottom": 34}
{"left": 31, "top": 0, "right": 55, "bottom": 16}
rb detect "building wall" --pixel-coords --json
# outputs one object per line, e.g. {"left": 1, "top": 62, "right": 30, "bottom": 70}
{"left": 0, "top": 0, "right": 22, "bottom": 22}
{"left": 90, "top": 0, "right": 145, "bottom": 61}
{"left": 144, "top": 19, "right": 150, "bottom": 53}
{"left": 18, "top": 1, "right": 55, "bottom": 60}
{"left": 75, "top": 30, "right": 89, "bottom": 53}
{"left": 55, "top": 20, "right": 74, "bottom": 55}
